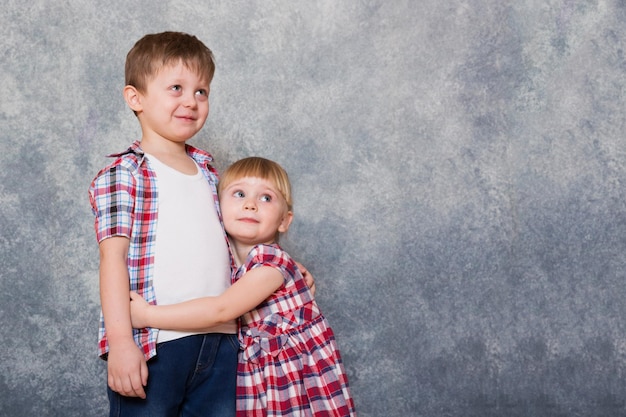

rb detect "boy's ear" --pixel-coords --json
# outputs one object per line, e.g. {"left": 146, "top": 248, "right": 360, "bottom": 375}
{"left": 123, "top": 85, "right": 142, "bottom": 113}
{"left": 278, "top": 211, "right": 294, "bottom": 234}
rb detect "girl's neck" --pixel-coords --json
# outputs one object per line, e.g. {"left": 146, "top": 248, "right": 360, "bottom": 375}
{"left": 230, "top": 239, "right": 276, "bottom": 267}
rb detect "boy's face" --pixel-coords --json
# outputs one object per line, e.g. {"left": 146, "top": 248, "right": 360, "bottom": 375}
{"left": 129, "top": 60, "right": 210, "bottom": 145}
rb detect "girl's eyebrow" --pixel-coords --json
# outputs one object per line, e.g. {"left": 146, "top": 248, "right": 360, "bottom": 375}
{"left": 224, "top": 180, "right": 245, "bottom": 188}
{"left": 258, "top": 185, "right": 278, "bottom": 193}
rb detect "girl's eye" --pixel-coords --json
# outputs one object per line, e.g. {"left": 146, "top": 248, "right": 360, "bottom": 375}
{"left": 171, "top": 85, "right": 182, "bottom": 92}
{"left": 233, "top": 191, "right": 245, "bottom": 198}
{"left": 260, "top": 194, "right": 272, "bottom": 203}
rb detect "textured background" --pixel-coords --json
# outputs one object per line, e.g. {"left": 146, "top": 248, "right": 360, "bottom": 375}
{"left": 1, "top": 1, "right": 626, "bottom": 416}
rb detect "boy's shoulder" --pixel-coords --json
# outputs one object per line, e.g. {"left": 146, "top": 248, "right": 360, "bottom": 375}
{"left": 90, "top": 141, "right": 144, "bottom": 184}
{"left": 105, "top": 141, "right": 144, "bottom": 169}
{"left": 185, "top": 144, "right": 220, "bottom": 179}
{"left": 185, "top": 143, "right": 214, "bottom": 165}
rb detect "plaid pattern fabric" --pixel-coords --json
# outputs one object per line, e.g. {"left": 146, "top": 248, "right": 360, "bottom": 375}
{"left": 89, "top": 141, "right": 221, "bottom": 360}
{"left": 235, "top": 244, "right": 356, "bottom": 416}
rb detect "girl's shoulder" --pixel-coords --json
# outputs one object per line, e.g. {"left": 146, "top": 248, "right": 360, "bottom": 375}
{"left": 246, "top": 243, "right": 296, "bottom": 272}
{"left": 248, "top": 243, "right": 291, "bottom": 261}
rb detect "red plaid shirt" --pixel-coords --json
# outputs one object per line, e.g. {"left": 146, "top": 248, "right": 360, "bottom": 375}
{"left": 89, "top": 141, "right": 224, "bottom": 360}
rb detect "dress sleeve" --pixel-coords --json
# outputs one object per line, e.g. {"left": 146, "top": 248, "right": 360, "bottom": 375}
{"left": 89, "top": 164, "right": 135, "bottom": 243}
{"left": 246, "top": 244, "right": 296, "bottom": 285}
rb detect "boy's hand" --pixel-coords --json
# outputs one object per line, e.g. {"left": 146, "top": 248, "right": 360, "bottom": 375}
{"left": 130, "top": 291, "right": 151, "bottom": 328}
{"left": 296, "top": 262, "right": 316, "bottom": 296}
{"left": 107, "top": 339, "right": 148, "bottom": 398}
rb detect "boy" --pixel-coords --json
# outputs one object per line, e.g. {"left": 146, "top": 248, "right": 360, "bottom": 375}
{"left": 89, "top": 32, "right": 237, "bottom": 416}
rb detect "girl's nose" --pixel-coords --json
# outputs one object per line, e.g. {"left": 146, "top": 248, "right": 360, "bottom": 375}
{"left": 243, "top": 199, "right": 257, "bottom": 211}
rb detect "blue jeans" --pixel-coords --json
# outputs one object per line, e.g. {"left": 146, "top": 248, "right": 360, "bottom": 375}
{"left": 108, "top": 333, "right": 238, "bottom": 417}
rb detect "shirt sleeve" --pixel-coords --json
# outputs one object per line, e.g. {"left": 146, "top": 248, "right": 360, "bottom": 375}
{"left": 89, "top": 164, "right": 135, "bottom": 243}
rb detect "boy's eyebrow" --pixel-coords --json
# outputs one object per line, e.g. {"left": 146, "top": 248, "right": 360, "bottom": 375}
{"left": 166, "top": 76, "right": 209, "bottom": 85}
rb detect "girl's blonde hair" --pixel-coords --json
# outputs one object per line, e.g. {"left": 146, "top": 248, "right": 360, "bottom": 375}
{"left": 218, "top": 157, "right": 293, "bottom": 212}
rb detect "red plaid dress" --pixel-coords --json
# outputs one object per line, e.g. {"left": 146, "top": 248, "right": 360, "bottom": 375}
{"left": 235, "top": 244, "right": 356, "bottom": 416}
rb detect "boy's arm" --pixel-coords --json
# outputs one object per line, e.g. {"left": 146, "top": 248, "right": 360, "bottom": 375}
{"left": 131, "top": 266, "right": 284, "bottom": 331}
{"left": 99, "top": 236, "right": 149, "bottom": 399}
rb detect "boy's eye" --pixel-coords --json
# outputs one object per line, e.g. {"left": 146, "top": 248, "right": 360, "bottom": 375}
{"left": 260, "top": 194, "right": 272, "bottom": 202}
{"left": 171, "top": 85, "right": 182, "bottom": 92}
{"left": 233, "top": 191, "right": 245, "bottom": 198}
{"left": 194, "top": 89, "right": 209, "bottom": 102}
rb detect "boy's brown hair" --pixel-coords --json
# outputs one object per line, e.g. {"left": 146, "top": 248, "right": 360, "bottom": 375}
{"left": 125, "top": 31, "right": 215, "bottom": 93}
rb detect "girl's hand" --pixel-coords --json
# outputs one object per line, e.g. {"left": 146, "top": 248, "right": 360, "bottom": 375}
{"left": 295, "top": 262, "right": 316, "bottom": 296}
{"left": 129, "top": 291, "right": 151, "bottom": 329}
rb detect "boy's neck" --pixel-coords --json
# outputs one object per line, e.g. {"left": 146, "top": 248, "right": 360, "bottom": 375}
{"left": 141, "top": 136, "right": 197, "bottom": 175}
{"left": 140, "top": 134, "right": 188, "bottom": 156}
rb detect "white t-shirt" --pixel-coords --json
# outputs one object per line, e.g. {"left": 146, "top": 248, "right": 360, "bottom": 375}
{"left": 146, "top": 153, "right": 235, "bottom": 343}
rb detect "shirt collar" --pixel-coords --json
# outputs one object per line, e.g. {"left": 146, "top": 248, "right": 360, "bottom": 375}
{"left": 108, "top": 140, "right": 214, "bottom": 166}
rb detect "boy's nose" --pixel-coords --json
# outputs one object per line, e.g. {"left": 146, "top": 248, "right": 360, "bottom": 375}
{"left": 183, "top": 93, "right": 198, "bottom": 108}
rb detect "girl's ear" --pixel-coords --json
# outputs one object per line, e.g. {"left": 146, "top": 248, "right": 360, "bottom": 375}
{"left": 123, "top": 85, "right": 143, "bottom": 113}
{"left": 278, "top": 211, "right": 293, "bottom": 234}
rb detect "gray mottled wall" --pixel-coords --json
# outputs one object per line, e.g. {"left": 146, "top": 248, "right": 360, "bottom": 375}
{"left": 1, "top": 1, "right": 626, "bottom": 416}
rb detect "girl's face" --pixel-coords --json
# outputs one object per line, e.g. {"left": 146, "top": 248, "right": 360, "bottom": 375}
{"left": 220, "top": 176, "right": 293, "bottom": 246}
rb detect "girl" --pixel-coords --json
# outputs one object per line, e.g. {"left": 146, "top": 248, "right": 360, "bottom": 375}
{"left": 130, "top": 157, "right": 356, "bottom": 416}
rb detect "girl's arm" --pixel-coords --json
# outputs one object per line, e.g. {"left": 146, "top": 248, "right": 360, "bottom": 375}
{"left": 130, "top": 266, "right": 284, "bottom": 331}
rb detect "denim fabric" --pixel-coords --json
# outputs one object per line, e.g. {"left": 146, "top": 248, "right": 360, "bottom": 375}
{"left": 108, "top": 333, "right": 238, "bottom": 417}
